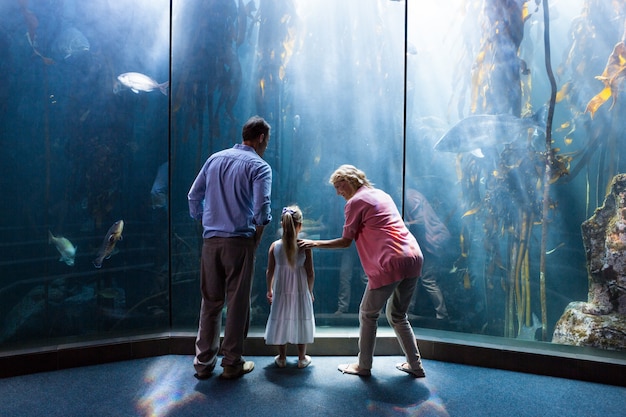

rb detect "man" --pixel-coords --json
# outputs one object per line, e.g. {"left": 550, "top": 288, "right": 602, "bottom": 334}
{"left": 188, "top": 116, "right": 272, "bottom": 379}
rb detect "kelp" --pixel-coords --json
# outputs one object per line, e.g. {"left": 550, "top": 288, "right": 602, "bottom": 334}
{"left": 539, "top": 0, "right": 558, "bottom": 341}
{"left": 455, "top": 0, "right": 551, "bottom": 339}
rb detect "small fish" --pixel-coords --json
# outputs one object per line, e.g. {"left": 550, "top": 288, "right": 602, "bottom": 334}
{"left": 117, "top": 72, "right": 169, "bottom": 95}
{"left": 434, "top": 107, "right": 546, "bottom": 157}
{"left": 462, "top": 206, "right": 481, "bottom": 218}
{"left": 54, "top": 27, "right": 90, "bottom": 59}
{"left": 279, "top": 216, "right": 326, "bottom": 239}
{"left": 93, "top": 220, "right": 124, "bottom": 268}
{"left": 546, "top": 242, "right": 565, "bottom": 255}
{"left": 48, "top": 230, "right": 77, "bottom": 266}
{"left": 98, "top": 287, "right": 124, "bottom": 299}
{"left": 301, "top": 216, "right": 326, "bottom": 234}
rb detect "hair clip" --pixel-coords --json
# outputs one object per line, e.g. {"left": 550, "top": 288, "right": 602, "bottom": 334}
{"left": 282, "top": 207, "right": 295, "bottom": 215}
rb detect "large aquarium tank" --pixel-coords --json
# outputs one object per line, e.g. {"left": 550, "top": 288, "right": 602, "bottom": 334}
{"left": 1, "top": 0, "right": 625, "bottom": 363}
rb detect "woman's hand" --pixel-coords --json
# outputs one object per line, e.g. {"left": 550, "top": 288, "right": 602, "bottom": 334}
{"left": 266, "top": 290, "right": 273, "bottom": 304}
{"left": 298, "top": 239, "right": 316, "bottom": 249}
{"left": 299, "top": 237, "right": 351, "bottom": 249}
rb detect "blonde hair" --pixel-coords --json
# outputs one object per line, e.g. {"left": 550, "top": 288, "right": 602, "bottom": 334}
{"left": 281, "top": 205, "right": 303, "bottom": 267}
{"left": 328, "top": 164, "right": 372, "bottom": 189}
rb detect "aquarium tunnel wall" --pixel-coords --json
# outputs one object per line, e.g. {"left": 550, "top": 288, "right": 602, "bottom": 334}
{"left": 1, "top": 0, "right": 625, "bottom": 382}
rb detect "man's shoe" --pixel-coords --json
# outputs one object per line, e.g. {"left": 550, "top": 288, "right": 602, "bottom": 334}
{"left": 220, "top": 361, "right": 255, "bottom": 379}
{"left": 193, "top": 364, "right": 215, "bottom": 380}
{"left": 194, "top": 369, "right": 213, "bottom": 380}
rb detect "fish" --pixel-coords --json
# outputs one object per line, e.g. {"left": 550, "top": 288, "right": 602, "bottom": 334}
{"left": 116, "top": 72, "right": 169, "bottom": 95}
{"left": 93, "top": 220, "right": 124, "bottom": 268}
{"left": 54, "top": 27, "right": 90, "bottom": 59}
{"left": 98, "top": 287, "right": 125, "bottom": 299}
{"left": 277, "top": 216, "right": 326, "bottom": 240}
{"left": 48, "top": 230, "right": 77, "bottom": 266}
{"left": 434, "top": 108, "right": 546, "bottom": 158}
{"left": 517, "top": 312, "right": 542, "bottom": 340}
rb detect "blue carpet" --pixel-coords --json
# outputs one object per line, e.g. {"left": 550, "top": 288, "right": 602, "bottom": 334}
{"left": 0, "top": 355, "right": 624, "bottom": 416}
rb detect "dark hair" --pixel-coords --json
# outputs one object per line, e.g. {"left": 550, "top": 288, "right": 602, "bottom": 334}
{"left": 242, "top": 116, "right": 271, "bottom": 142}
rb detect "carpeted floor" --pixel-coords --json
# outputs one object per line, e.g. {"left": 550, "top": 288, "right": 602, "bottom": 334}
{"left": 0, "top": 355, "right": 624, "bottom": 417}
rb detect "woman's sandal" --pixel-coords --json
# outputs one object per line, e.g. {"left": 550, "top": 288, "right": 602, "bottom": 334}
{"left": 395, "top": 362, "right": 426, "bottom": 378}
{"left": 337, "top": 363, "right": 371, "bottom": 376}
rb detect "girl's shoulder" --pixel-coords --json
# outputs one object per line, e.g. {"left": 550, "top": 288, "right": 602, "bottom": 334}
{"left": 269, "top": 239, "right": 281, "bottom": 250}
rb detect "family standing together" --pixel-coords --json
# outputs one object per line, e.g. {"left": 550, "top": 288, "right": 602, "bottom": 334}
{"left": 188, "top": 115, "right": 427, "bottom": 380}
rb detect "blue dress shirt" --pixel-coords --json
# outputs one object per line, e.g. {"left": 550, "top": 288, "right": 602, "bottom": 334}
{"left": 188, "top": 143, "right": 272, "bottom": 238}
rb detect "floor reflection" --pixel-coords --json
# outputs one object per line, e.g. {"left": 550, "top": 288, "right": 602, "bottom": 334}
{"left": 136, "top": 356, "right": 204, "bottom": 417}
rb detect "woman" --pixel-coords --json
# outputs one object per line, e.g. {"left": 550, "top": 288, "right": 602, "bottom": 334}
{"left": 299, "top": 165, "right": 426, "bottom": 377}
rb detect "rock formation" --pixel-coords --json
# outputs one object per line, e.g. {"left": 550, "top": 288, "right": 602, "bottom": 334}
{"left": 552, "top": 174, "right": 626, "bottom": 350}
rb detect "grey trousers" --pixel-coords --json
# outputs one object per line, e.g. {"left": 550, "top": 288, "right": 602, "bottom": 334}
{"left": 357, "top": 276, "right": 423, "bottom": 371}
{"left": 194, "top": 237, "right": 255, "bottom": 373}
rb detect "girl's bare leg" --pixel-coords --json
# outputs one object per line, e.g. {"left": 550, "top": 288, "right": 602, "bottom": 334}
{"left": 297, "top": 344, "right": 306, "bottom": 360}
{"left": 278, "top": 344, "right": 287, "bottom": 360}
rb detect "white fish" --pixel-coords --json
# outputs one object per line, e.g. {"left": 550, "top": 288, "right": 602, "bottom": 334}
{"left": 48, "top": 230, "right": 77, "bottom": 266}
{"left": 117, "top": 72, "right": 169, "bottom": 95}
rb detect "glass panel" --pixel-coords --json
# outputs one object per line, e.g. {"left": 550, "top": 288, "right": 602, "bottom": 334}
{"left": 170, "top": 0, "right": 405, "bottom": 331}
{"left": 406, "top": 0, "right": 626, "bottom": 352}
{"left": 0, "top": 0, "right": 170, "bottom": 350}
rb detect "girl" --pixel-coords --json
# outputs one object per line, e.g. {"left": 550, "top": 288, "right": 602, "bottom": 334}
{"left": 264, "top": 205, "right": 315, "bottom": 368}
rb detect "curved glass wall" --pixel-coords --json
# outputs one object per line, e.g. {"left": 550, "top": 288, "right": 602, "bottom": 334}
{"left": 0, "top": 0, "right": 624, "bottom": 359}
{"left": 0, "top": 0, "right": 171, "bottom": 347}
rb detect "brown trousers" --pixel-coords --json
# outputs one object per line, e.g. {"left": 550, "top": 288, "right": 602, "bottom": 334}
{"left": 194, "top": 236, "right": 256, "bottom": 372}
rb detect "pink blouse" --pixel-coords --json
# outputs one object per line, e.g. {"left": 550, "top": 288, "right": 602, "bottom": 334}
{"left": 342, "top": 186, "right": 423, "bottom": 289}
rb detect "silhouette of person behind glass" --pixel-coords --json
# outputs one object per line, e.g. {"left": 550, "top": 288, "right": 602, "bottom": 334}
{"left": 405, "top": 188, "right": 450, "bottom": 320}
{"left": 334, "top": 245, "right": 366, "bottom": 315}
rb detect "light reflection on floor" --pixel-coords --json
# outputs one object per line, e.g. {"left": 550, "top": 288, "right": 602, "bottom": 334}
{"left": 135, "top": 356, "right": 204, "bottom": 417}
{"left": 367, "top": 391, "right": 450, "bottom": 417}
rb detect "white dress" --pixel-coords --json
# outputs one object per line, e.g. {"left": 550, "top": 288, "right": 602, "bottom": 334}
{"left": 264, "top": 240, "right": 315, "bottom": 345}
